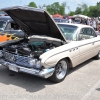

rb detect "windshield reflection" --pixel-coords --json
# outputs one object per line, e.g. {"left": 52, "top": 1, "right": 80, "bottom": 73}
{"left": 58, "top": 24, "right": 78, "bottom": 41}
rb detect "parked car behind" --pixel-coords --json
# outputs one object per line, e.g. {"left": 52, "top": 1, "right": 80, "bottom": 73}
{"left": 0, "top": 11, "right": 8, "bottom": 16}
{"left": 0, "top": 16, "right": 24, "bottom": 42}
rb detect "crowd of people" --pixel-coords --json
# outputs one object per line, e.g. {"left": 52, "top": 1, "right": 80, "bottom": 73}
{"left": 68, "top": 17, "right": 100, "bottom": 35}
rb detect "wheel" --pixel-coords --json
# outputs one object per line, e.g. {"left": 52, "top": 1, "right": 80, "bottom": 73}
{"left": 94, "top": 50, "right": 100, "bottom": 60}
{"left": 49, "top": 59, "right": 69, "bottom": 83}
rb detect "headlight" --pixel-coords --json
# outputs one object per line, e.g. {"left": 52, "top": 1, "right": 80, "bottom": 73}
{"left": 0, "top": 50, "right": 3, "bottom": 58}
{"left": 36, "top": 61, "right": 41, "bottom": 69}
{"left": 28, "top": 59, "right": 36, "bottom": 67}
{"left": 28, "top": 59, "right": 42, "bottom": 69}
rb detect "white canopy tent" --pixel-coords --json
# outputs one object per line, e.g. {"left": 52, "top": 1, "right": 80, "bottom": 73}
{"left": 73, "top": 14, "right": 90, "bottom": 19}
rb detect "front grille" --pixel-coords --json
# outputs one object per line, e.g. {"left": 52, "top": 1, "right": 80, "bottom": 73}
{"left": 3, "top": 51, "right": 32, "bottom": 67}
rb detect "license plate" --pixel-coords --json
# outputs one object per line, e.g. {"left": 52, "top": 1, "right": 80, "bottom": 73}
{"left": 9, "top": 65, "right": 18, "bottom": 72}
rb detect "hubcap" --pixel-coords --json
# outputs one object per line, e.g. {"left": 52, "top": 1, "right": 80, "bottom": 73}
{"left": 56, "top": 60, "right": 67, "bottom": 79}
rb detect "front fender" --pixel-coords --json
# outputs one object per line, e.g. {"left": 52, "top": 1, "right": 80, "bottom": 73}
{"left": 40, "top": 48, "right": 71, "bottom": 68}
{"left": 40, "top": 43, "right": 71, "bottom": 68}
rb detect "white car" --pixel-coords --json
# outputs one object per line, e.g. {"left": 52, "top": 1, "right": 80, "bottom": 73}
{"left": 0, "top": 6, "right": 100, "bottom": 83}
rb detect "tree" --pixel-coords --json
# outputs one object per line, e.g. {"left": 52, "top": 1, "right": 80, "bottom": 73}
{"left": 88, "top": 6, "right": 96, "bottom": 17}
{"left": 77, "top": 3, "right": 88, "bottom": 15}
{"left": 75, "top": 7, "right": 82, "bottom": 14}
{"left": 96, "top": 3, "right": 100, "bottom": 16}
{"left": 28, "top": 2, "right": 37, "bottom": 8}
{"left": 68, "top": 11, "right": 75, "bottom": 16}
{"left": 45, "top": 2, "right": 66, "bottom": 15}
{"left": 88, "top": 3, "right": 100, "bottom": 17}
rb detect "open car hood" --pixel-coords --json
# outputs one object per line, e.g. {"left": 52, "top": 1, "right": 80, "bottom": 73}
{"left": 1, "top": 6, "right": 66, "bottom": 41}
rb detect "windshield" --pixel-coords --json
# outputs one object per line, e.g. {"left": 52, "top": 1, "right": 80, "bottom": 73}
{"left": 58, "top": 24, "right": 78, "bottom": 40}
{"left": 0, "top": 21, "right": 6, "bottom": 31}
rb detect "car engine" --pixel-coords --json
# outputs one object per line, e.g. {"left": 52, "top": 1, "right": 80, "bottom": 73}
{"left": 4, "top": 38, "right": 63, "bottom": 59}
{"left": 1, "top": 36, "right": 63, "bottom": 69}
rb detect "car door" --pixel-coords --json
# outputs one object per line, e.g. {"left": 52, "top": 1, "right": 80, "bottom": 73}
{"left": 90, "top": 29, "right": 100, "bottom": 56}
{"left": 68, "top": 41, "right": 80, "bottom": 67}
{"left": 77, "top": 27, "right": 97, "bottom": 64}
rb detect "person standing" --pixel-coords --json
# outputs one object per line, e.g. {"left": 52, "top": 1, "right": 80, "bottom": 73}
{"left": 68, "top": 18, "right": 72, "bottom": 23}
{"left": 92, "top": 18, "right": 97, "bottom": 31}
{"left": 96, "top": 27, "right": 100, "bottom": 35}
{"left": 90, "top": 18, "right": 93, "bottom": 26}
{"left": 87, "top": 18, "right": 91, "bottom": 26}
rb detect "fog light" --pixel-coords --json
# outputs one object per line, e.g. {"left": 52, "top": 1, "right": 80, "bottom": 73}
{"left": 36, "top": 61, "right": 41, "bottom": 69}
{"left": 0, "top": 50, "right": 3, "bottom": 58}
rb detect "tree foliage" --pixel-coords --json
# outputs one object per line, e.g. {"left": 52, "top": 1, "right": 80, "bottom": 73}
{"left": 76, "top": 3, "right": 89, "bottom": 15}
{"left": 75, "top": 7, "right": 82, "bottom": 14}
{"left": 68, "top": 2, "right": 100, "bottom": 17}
{"left": 68, "top": 11, "right": 75, "bottom": 16}
{"left": 28, "top": 2, "right": 37, "bottom": 8}
{"left": 45, "top": 2, "right": 66, "bottom": 15}
{"left": 28, "top": 1, "right": 100, "bottom": 17}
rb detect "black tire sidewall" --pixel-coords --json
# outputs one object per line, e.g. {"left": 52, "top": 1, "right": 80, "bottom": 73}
{"left": 95, "top": 51, "right": 100, "bottom": 60}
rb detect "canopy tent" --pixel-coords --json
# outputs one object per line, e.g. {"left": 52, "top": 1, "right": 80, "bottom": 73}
{"left": 67, "top": 16, "right": 73, "bottom": 19}
{"left": 53, "top": 14, "right": 63, "bottom": 18}
{"left": 73, "top": 14, "right": 90, "bottom": 19}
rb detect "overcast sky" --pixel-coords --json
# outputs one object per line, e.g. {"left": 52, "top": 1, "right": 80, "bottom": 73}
{"left": 0, "top": 0, "right": 100, "bottom": 13}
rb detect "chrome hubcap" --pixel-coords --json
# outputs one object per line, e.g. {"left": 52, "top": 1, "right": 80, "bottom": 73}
{"left": 56, "top": 60, "right": 67, "bottom": 79}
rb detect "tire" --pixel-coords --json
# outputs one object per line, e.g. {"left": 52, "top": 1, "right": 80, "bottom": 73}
{"left": 94, "top": 50, "right": 100, "bottom": 60}
{"left": 49, "top": 59, "right": 69, "bottom": 83}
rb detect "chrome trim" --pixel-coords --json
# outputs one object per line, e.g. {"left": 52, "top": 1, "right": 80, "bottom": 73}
{"left": 0, "top": 59, "right": 55, "bottom": 78}
{"left": 3, "top": 51, "right": 37, "bottom": 68}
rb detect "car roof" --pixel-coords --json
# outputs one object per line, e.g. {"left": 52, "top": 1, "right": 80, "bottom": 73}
{"left": 0, "top": 16, "right": 14, "bottom": 22}
{"left": 57, "top": 23, "right": 93, "bottom": 29}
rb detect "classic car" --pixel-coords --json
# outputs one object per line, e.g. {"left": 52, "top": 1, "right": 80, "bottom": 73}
{"left": 0, "top": 16, "right": 24, "bottom": 42}
{"left": 0, "top": 11, "right": 8, "bottom": 16}
{"left": 0, "top": 6, "right": 100, "bottom": 83}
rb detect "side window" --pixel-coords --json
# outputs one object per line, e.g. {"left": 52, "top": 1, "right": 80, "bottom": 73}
{"left": 5, "top": 22, "right": 19, "bottom": 30}
{"left": 5, "top": 23, "right": 11, "bottom": 30}
{"left": 11, "top": 23, "right": 19, "bottom": 30}
{"left": 91, "top": 29, "right": 97, "bottom": 37}
{"left": 78, "top": 28, "right": 96, "bottom": 40}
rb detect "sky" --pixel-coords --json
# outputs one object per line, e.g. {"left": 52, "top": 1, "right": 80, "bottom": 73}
{"left": 0, "top": 0, "right": 100, "bottom": 13}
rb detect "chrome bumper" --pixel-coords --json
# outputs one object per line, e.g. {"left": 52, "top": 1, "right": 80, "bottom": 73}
{"left": 0, "top": 59, "right": 55, "bottom": 78}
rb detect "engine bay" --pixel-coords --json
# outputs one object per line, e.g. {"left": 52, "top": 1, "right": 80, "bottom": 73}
{"left": 3, "top": 36, "right": 63, "bottom": 59}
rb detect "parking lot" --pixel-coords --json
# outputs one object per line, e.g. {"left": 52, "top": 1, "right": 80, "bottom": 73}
{"left": 0, "top": 58, "right": 100, "bottom": 100}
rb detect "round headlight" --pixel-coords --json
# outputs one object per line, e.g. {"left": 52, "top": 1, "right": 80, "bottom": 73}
{"left": 0, "top": 50, "right": 3, "bottom": 58}
{"left": 28, "top": 59, "right": 36, "bottom": 67}
{"left": 36, "top": 61, "right": 41, "bottom": 69}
